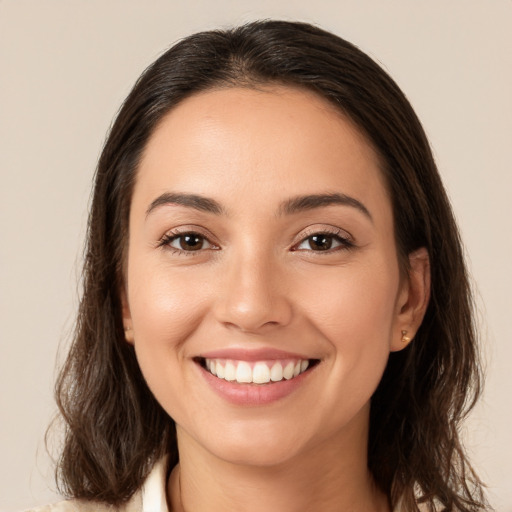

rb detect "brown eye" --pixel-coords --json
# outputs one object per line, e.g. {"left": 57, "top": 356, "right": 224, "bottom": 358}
{"left": 294, "top": 231, "right": 353, "bottom": 252}
{"left": 308, "top": 234, "right": 334, "bottom": 251}
{"left": 179, "top": 234, "right": 203, "bottom": 251}
{"left": 167, "top": 233, "right": 212, "bottom": 252}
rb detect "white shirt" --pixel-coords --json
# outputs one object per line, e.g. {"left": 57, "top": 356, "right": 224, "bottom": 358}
{"left": 26, "top": 456, "right": 170, "bottom": 512}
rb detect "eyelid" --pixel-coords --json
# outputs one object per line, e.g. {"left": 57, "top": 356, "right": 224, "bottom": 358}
{"left": 157, "top": 224, "right": 354, "bottom": 254}
{"left": 291, "top": 225, "right": 355, "bottom": 252}
{"left": 157, "top": 225, "right": 220, "bottom": 252}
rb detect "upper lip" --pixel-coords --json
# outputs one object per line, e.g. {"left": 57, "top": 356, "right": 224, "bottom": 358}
{"left": 198, "top": 348, "right": 313, "bottom": 361}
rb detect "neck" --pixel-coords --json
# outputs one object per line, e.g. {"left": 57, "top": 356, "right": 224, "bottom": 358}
{"left": 167, "top": 408, "right": 390, "bottom": 512}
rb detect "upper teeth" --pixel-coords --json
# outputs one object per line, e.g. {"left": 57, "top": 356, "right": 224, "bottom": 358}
{"left": 205, "top": 358, "right": 310, "bottom": 384}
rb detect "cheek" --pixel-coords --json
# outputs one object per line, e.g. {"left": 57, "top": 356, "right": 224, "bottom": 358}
{"left": 300, "top": 259, "right": 399, "bottom": 339}
{"left": 125, "top": 260, "right": 212, "bottom": 397}
{"left": 297, "top": 259, "right": 399, "bottom": 394}
{"left": 128, "top": 260, "right": 210, "bottom": 341}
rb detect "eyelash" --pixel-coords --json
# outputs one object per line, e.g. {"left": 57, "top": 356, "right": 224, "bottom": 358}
{"left": 157, "top": 227, "right": 354, "bottom": 256}
{"left": 292, "top": 227, "right": 354, "bottom": 253}
{"left": 157, "top": 229, "right": 218, "bottom": 256}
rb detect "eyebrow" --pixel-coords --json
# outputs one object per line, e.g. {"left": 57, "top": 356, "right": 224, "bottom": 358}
{"left": 146, "top": 192, "right": 224, "bottom": 217}
{"left": 145, "top": 191, "right": 372, "bottom": 221}
{"left": 279, "top": 193, "right": 373, "bottom": 221}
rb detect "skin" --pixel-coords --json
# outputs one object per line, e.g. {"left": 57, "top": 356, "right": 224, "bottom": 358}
{"left": 122, "top": 86, "right": 430, "bottom": 511}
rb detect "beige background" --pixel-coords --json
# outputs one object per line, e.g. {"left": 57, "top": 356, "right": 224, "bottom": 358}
{"left": 1, "top": 1, "right": 511, "bottom": 510}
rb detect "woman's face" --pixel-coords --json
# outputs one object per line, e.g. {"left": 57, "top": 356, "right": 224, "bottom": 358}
{"left": 123, "top": 86, "right": 421, "bottom": 467}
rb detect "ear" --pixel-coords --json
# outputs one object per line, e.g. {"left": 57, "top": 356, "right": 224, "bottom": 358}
{"left": 120, "top": 284, "right": 134, "bottom": 344}
{"left": 390, "top": 247, "right": 431, "bottom": 352}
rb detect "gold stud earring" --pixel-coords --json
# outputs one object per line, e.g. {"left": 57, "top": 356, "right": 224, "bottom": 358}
{"left": 401, "top": 330, "right": 411, "bottom": 344}
{"left": 124, "top": 326, "right": 132, "bottom": 332}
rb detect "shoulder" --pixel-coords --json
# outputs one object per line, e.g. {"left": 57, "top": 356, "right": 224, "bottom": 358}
{"left": 23, "top": 493, "right": 142, "bottom": 511}
{"left": 23, "top": 491, "right": 142, "bottom": 512}
{"left": 23, "top": 455, "right": 168, "bottom": 512}
{"left": 23, "top": 486, "right": 143, "bottom": 512}
{"left": 23, "top": 500, "right": 117, "bottom": 512}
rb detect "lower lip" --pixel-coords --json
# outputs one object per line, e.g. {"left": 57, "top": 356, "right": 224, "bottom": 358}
{"left": 197, "top": 362, "right": 315, "bottom": 406}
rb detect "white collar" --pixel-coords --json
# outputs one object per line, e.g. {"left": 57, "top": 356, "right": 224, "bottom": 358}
{"left": 140, "top": 455, "right": 170, "bottom": 512}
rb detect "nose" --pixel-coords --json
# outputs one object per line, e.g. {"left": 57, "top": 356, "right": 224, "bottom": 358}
{"left": 214, "top": 250, "right": 293, "bottom": 334}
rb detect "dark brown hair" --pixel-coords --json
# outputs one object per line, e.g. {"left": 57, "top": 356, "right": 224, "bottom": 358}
{"left": 54, "top": 20, "right": 489, "bottom": 510}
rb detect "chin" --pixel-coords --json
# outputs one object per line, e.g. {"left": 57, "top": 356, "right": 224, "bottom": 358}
{"left": 181, "top": 416, "right": 314, "bottom": 468}
{"left": 213, "top": 436, "right": 306, "bottom": 468}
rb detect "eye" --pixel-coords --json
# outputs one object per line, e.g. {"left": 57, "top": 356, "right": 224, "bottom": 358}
{"left": 293, "top": 231, "right": 353, "bottom": 252}
{"left": 160, "top": 231, "right": 217, "bottom": 253}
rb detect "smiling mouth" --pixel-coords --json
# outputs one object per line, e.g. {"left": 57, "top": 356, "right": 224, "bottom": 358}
{"left": 195, "top": 357, "right": 320, "bottom": 385}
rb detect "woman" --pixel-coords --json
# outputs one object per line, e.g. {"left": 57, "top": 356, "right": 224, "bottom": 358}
{"left": 34, "top": 20, "right": 489, "bottom": 511}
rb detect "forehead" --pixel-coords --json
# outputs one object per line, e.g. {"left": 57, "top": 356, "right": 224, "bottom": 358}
{"left": 135, "top": 86, "right": 390, "bottom": 220}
